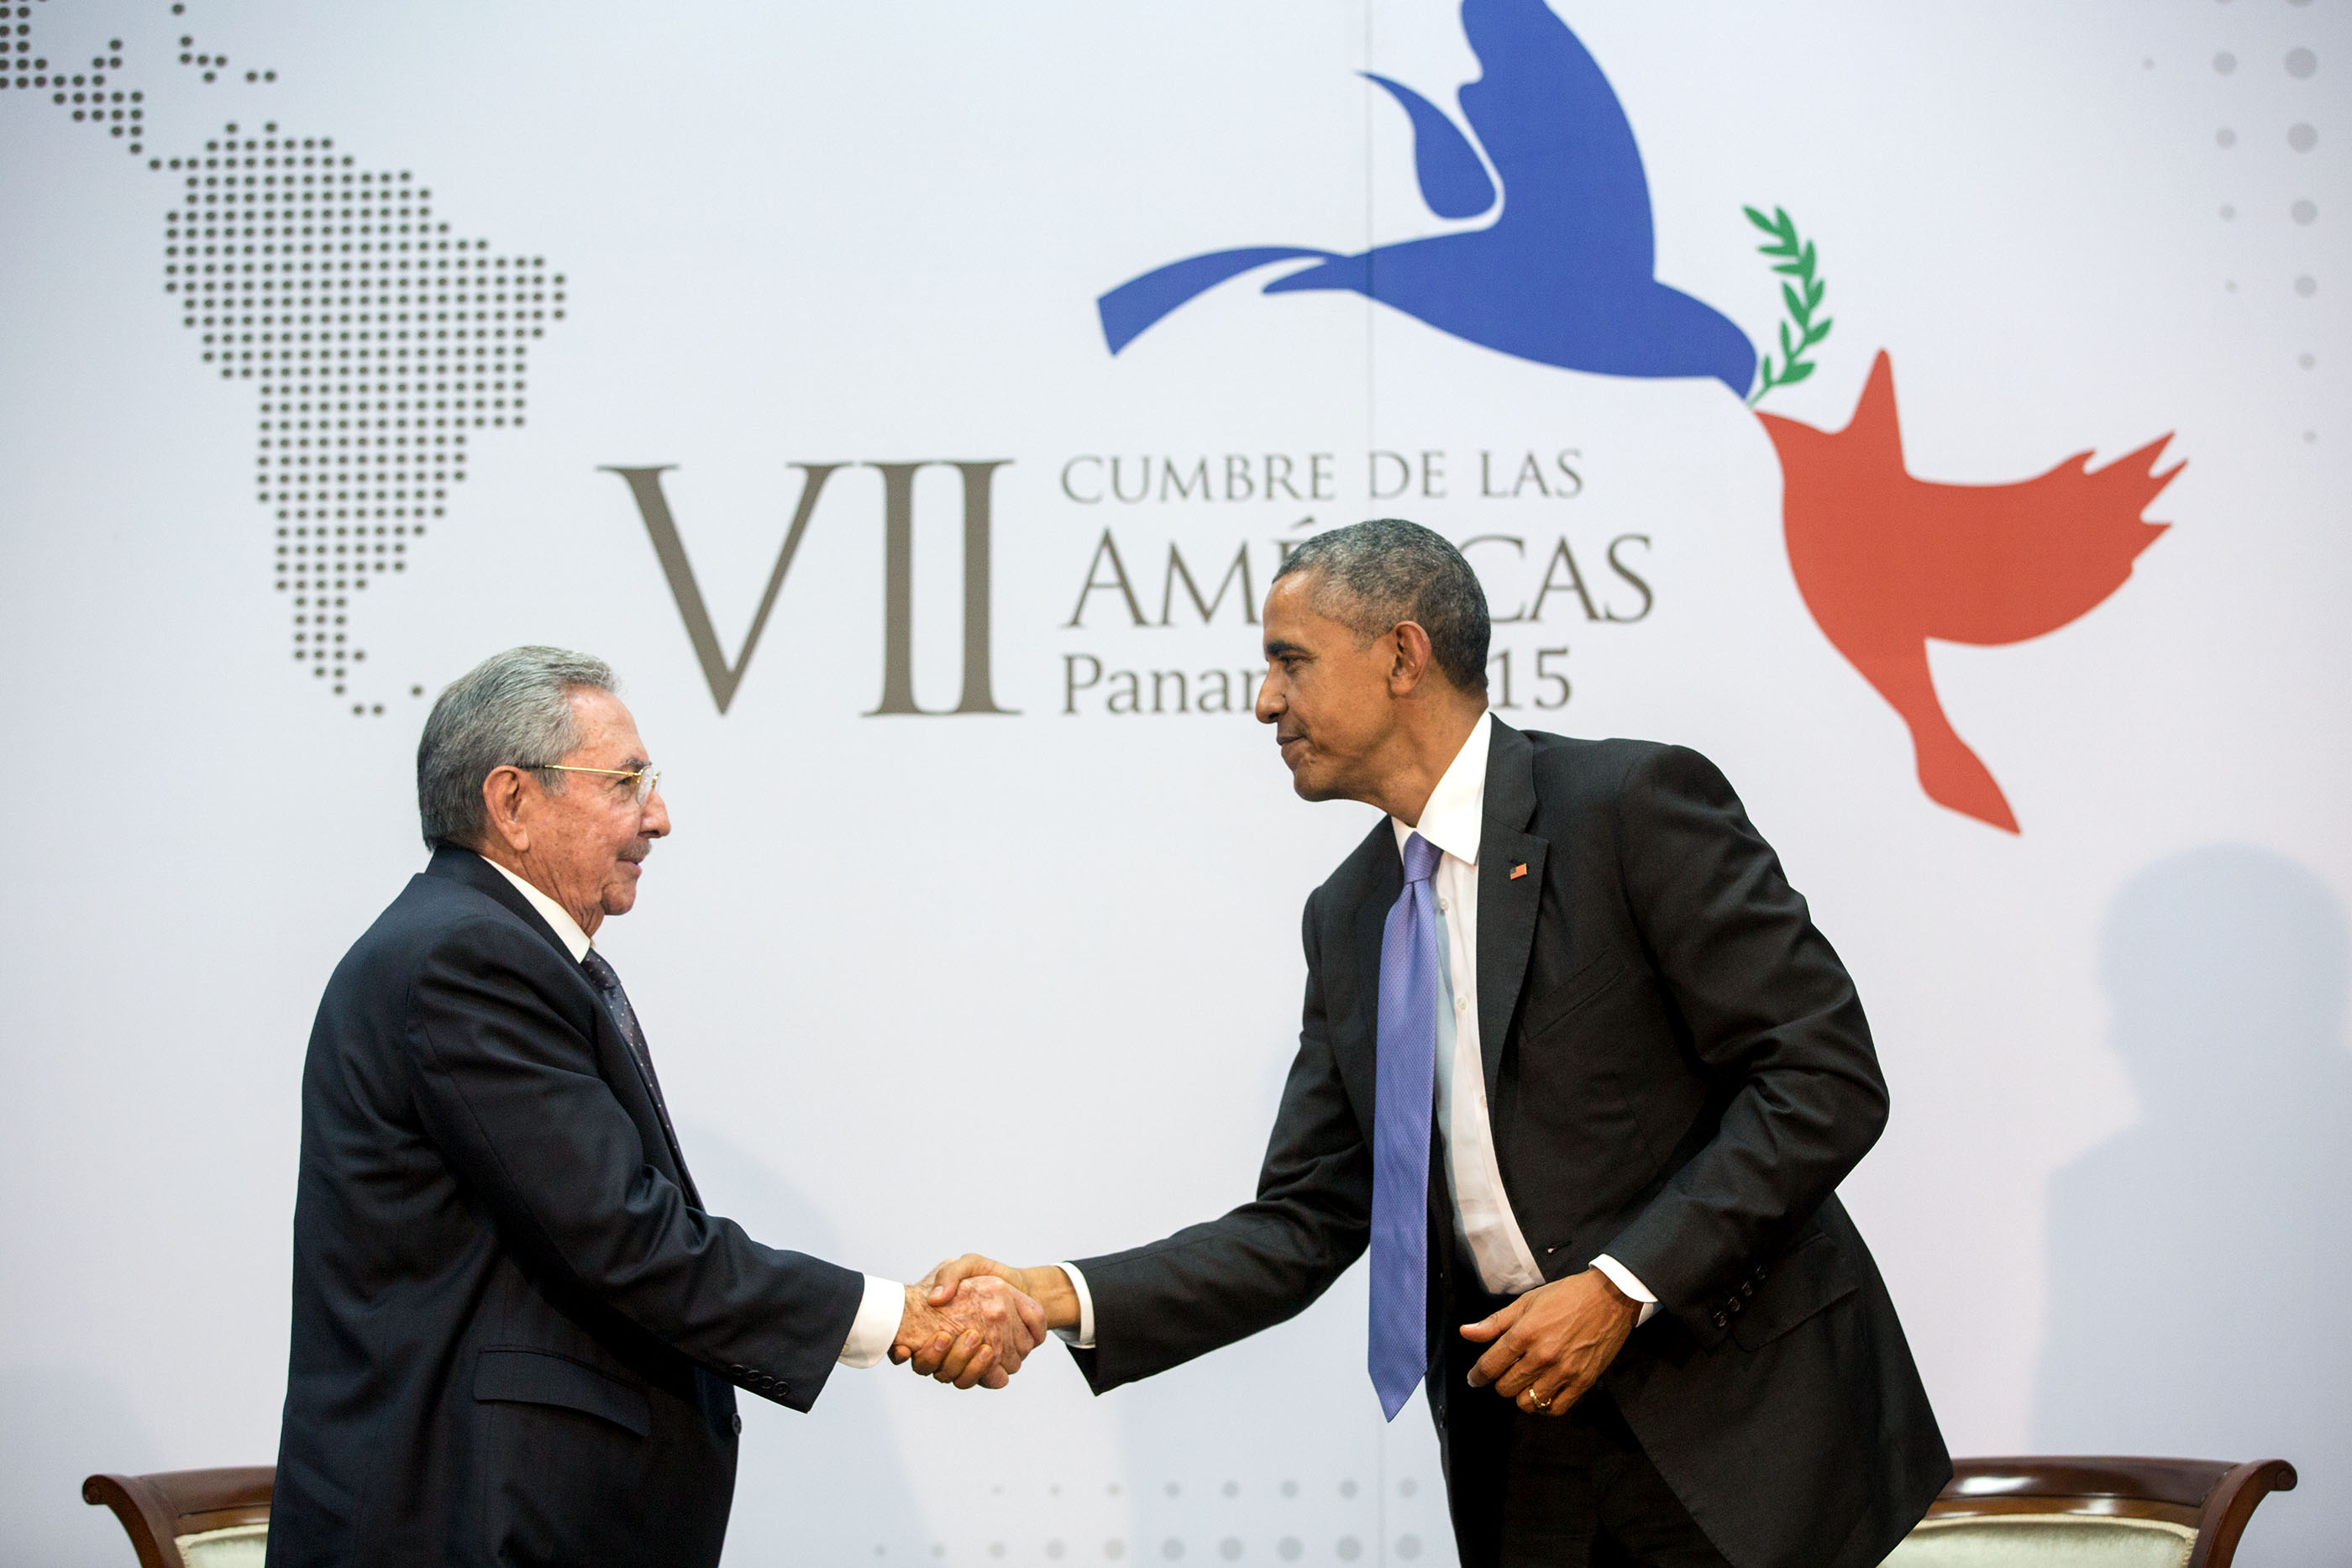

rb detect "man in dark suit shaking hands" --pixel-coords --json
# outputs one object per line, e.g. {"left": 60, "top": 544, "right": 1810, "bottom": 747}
{"left": 268, "top": 647, "right": 1042, "bottom": 1568}
{"left": 927, "top": 522, "right": 1948, "bottom": 1568}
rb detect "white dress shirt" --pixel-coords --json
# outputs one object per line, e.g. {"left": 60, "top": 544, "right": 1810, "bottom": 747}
{"left": 481, "top": 857, "right": 904, "bottom": 1369}
{"left": 1392, "top": 716, "right": 1656, "bottom": 1324}
{"left": 1058, "top": 714, "right": 1652, "bottom": 1352}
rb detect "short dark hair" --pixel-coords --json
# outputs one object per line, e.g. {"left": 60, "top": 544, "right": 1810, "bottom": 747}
{"left": 1273, "top": 518, "right": 1490, "bottom": 691}
{"left": 416, "top": 646, "right": 616, "bottom": 848}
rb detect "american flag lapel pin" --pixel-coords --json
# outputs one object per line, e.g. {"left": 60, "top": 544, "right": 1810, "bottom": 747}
{"left": 1509, "top": 863, "right": 1528, "bottom": 880}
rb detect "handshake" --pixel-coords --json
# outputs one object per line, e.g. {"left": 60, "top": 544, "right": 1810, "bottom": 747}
{"left": 886, "top": 1254, "right": 1076, "bottom": 1390}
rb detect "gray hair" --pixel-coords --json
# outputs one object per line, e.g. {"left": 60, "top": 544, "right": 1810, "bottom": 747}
{"left": 1273, "top": 518, "right": 1490, "bottom": 692}
{"left": 417, "top": 646, "right": 617, "bottom": 848}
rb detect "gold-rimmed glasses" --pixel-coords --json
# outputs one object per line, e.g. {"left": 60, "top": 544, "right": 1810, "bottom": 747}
{"left": 521, "top": 763, "right": 663, "bottom": 805}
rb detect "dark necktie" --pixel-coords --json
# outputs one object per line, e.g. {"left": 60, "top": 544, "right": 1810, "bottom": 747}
{"left": 1370, "top": 831, "right": 1444, "bottom": 1420}
{"left": 580, "top": 948, "right": 687, "bottom": 1173}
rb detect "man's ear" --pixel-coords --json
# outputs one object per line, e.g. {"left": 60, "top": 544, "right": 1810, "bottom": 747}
{"left": 480, "top": 765, "right": 533, "bottom": 855}
{"left": 1389, "top": 621, "right": 1436, "bottom": 695}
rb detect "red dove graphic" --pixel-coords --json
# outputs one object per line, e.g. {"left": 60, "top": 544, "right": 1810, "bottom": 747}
{"left": 1756, "top": 350, "right": 2181, "bottom": 833}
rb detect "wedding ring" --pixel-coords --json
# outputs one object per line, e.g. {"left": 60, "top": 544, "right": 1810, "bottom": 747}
{"left": 1530, "top": 1392, "right": 1552, "bottom": 1411}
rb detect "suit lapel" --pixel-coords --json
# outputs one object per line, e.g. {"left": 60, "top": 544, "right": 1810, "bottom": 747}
{"left": 424, "top": 846, "right": 699, "bottom": 1202}
{"left": 1476, "top": 721, "right": 1549, "bottom": 1107}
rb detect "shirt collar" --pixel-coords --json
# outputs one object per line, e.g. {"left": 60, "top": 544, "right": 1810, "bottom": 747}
{"left": 483, "top": 857, "right": 594, "bottom": 962}
{"left": 1391, "top": 711, "right": 1494, "bottom": 868}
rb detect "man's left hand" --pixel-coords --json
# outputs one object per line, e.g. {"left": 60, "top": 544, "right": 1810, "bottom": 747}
{"left": 1462, "top": 1268, "right": 1641, "bottom": 1416}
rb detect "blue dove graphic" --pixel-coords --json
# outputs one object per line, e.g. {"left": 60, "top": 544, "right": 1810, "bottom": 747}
{"left": 1096, "top": 0, "right": 1756, "bottom": 395}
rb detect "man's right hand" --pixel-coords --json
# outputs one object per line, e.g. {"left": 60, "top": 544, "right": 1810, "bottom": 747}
{"left": 916, "top": 1255, "right": 1084, "bottom": 1360}
{"left": 890, "top": 1274, "right": 1047, "bottom": 1390}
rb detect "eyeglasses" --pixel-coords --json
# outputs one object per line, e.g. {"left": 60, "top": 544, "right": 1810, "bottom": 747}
{"left": 520, "top": 763, "right": 663, "bottom": 805}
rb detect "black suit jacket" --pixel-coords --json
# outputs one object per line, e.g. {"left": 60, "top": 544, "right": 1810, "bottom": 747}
{"left": 1071, "top": 721, "right": 1949, "bottom": 1568}
{"left": 267, "top": 847, "right": 864, "bottom": 1568}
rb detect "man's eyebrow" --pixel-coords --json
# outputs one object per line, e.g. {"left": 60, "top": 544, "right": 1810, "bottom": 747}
{"left": 1263, "top": 638, "right": 1310, "bottom": 659}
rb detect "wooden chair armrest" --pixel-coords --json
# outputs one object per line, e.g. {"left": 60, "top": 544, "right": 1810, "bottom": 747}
{"left": 2188, "top": 1458, "right": 2297, "bottom": 1568}
{"left": 81, "top": 1472, "right": 182, "bottom": 1568}
{"left": 82, "top": 1466, "right": 273, "bottom": 1568}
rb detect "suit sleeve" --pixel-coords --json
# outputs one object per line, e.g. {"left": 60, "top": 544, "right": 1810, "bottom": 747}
{"left": 400, "top": 917, "right": 865, "bottom": 1412}
{"left": 1068, "top": 889, "right": 1373, "bottom": 1393}
{"left": 1596, "top": 745, "right": 1890, "bottom": 1341}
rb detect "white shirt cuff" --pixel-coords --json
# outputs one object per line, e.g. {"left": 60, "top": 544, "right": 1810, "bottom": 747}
{"left": 1591, "top": 1254, "right": 1659, "bottom": 1327}
{"left": 1053, "top": 1261, "right": 1097, "bottom": 1350}
{"left": 837, "top": 1274, "right": 905, "bottom": 1368}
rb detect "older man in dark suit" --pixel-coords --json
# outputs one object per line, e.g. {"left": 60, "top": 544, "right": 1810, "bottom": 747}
{"left": 928, "top": 521, "right": 1948, "bottom": 1568}
{"left": 267, "top": 647, "right": 1041, "bottom": 1568}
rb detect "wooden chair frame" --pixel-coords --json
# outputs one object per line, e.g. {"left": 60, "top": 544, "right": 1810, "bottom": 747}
{"left": 82, "top": 1466, "right": 274, "bottom": 1568}
{"left": 1929, "top": 1456, "right": 2298, "bottom": 1568}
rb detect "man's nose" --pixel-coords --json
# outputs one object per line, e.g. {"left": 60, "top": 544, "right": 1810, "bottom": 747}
{"left": 1253, "top": 674, "right": 1281, "bottom": 724}
{"left": 642, "top": 792, "right": 671, "bottom": 838}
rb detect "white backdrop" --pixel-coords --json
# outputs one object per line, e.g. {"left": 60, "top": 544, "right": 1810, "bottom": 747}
{"left": 3, "top": 3, "right": 2347, "bottom": 1564}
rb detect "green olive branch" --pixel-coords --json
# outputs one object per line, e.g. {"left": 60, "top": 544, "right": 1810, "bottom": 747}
{"left": 1742, "top": 204, "right": 1833, "bottom": 406}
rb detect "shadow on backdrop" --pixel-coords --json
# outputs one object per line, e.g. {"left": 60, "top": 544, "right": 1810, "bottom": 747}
{"left": 0, "top": 1365, "right": 161, "bottom": 1566}
{"left": 670, "top": 1123, "right": 927, "bottom": 1565}
{"left": 2034, "top": 845, "right": 2349, "bottom": 1565}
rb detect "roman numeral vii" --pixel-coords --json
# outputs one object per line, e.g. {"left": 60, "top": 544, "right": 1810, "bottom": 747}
{"left": 601, "top": 460, "right": 1015, "bottom": 716}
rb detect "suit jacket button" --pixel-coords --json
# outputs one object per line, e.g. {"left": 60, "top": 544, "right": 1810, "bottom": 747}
{"left": 732, "top": 1413, "right": 743, "bottom": 1434}
{"left": 1727, "top": 1297, "right": 1743, "bottom": 1314}
{"left": 730, "top": 1364, "right": 747, "bottom": 1375}
{"left": 1712, "top": 1312, "right": 1727, "bottom": 1329}
{"left": 1740, "top": 1281, "right": 1754, "bottom": 1298}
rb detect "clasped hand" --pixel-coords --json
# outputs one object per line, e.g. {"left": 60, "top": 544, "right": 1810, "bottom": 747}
{"left": 888, "top": 1270, "right": 1047, "bottom": 1391}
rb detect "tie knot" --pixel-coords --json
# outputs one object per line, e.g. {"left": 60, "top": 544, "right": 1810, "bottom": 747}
{"left": 580, "top": 948, "right": 621, "bottom": 994}
{"left": 1402, "top": 831, "right": 1441, "bottom": 885}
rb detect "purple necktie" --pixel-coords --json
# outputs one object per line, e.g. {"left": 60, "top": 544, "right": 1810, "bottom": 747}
{"left": 1369, "top": 831, "right": 1443, "bottom": 1419}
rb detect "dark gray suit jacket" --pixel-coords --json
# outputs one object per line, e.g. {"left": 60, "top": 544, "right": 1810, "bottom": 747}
{"left": 268, "top": 847, "right": 864, "bottom": 1568}
{"left": 1070, "top": 721, "right": 1949, "bottom": 1568}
